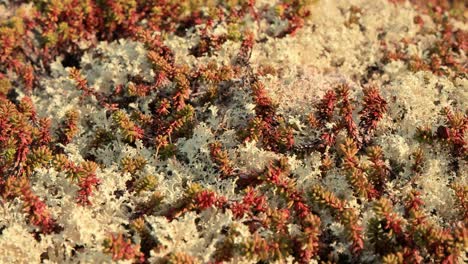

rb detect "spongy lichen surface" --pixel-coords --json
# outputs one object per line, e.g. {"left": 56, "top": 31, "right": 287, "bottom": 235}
{"left": 0, "top": 0, "right": 466, "bottom": 263}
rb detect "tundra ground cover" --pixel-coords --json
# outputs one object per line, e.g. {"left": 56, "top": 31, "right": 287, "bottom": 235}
{"left": 0, "top": 0, "right": 467, "bottom": 263}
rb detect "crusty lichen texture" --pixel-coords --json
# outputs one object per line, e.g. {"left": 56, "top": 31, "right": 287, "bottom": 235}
{"left": 0, "top": 0, "right": 467, "bottom": 263}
